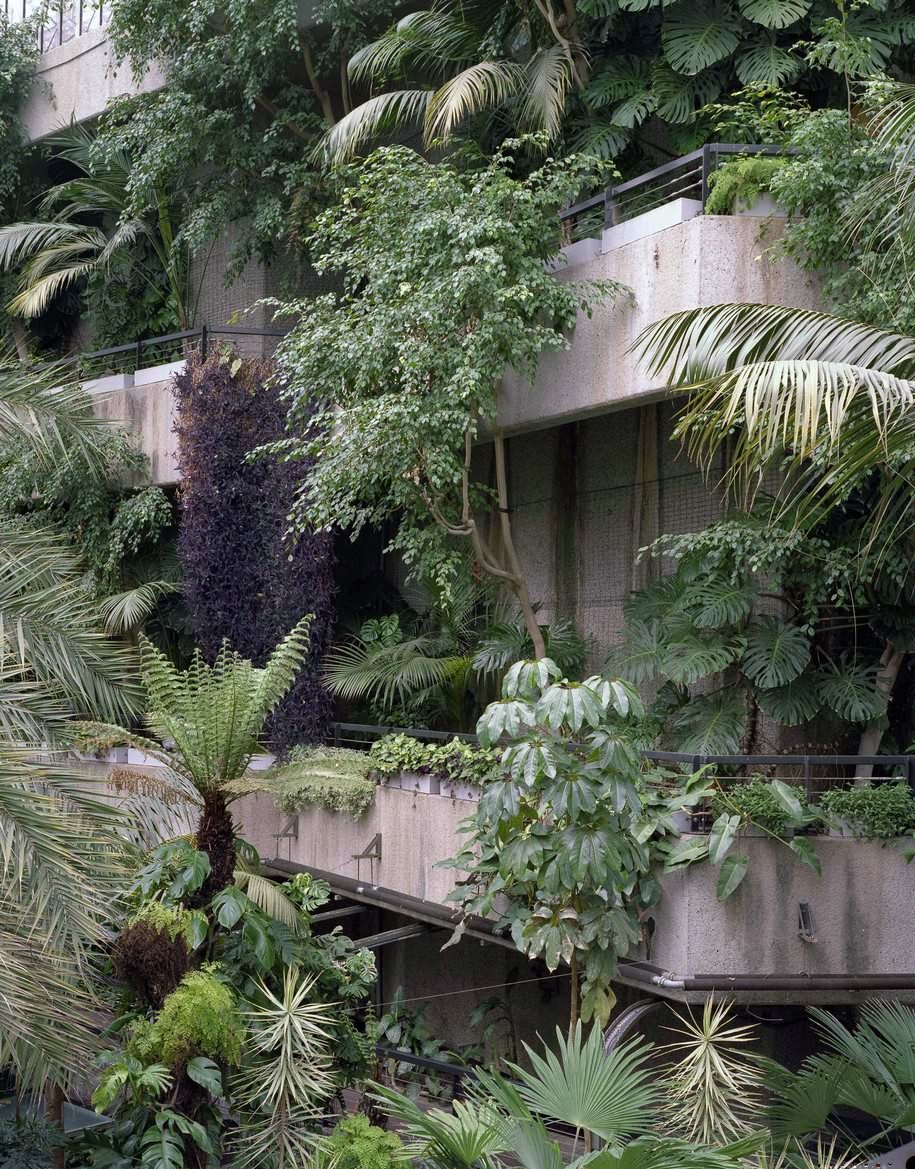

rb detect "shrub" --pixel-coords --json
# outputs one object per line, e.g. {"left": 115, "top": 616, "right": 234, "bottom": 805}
{"left": 427, "top": 739, "right": 501, "bottom": 786}
{"left": 271, "top": 746, "right": 377, "bottom": 818}
{"left": 0, "top": 1118, "right": 55, "bottom": 1169}
{"left": 368, "top": 734, "right": 431, "bottom": 777}
{"left": 323, "top": 1115, "right": 404, "bottom": 1169}
{"left": 134, "top": 970, "right": 244, "bottom": 1071}
{"left": 174, "top": 351, "right": 335, "bottom": 750}
{"left": 713, "top": 778, "right": 809, "bottom": 836}
{"left": 704, "top": 155, "right": 786, "bottom": 215}
{"left": 820, "top": 782, "right": 915, "bottom": 839}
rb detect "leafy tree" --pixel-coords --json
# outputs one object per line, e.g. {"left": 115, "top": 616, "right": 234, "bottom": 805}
{"left": 97, "top": 0, "right": 398, "bottom": 272}
{"left": 265, "top": 142, "right": 621, "bottom": 659}
{"left": 324, "top": 0, "right": 915, "bottom": 164}
{"left": 0, "top": 14, "right": 37, "bottom": 218}
{"left": 446, "top": 659, "right": 654, "bottom": 1027}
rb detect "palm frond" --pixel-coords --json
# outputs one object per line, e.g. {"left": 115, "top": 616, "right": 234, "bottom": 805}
{"left": 321, "top": 90, "right": 433, "bottom": 163}
{"left": 349, "top": 8, "right": 481, "bottom": 83}
{"left": 426, "top": 61, "right": 526, "bottom": 141}
{"left": 522, "top": 47, "right": 575, "bottom": 139}
{"left": 100, "top": 579, "right": 181, "bottom": 636}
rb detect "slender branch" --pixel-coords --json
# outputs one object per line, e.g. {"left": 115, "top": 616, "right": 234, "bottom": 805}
{"left": 299, "top": 32, "right": 337, "bottom": 126}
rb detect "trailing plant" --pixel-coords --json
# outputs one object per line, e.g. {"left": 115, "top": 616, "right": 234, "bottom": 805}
{"left": 264, "top": 141, "right": 622, "bottom": 661}
{"left": 819, "top": 781, "right": 915, "bottom": 838}
{"left": 446, "top": 659, "right": 654, "bottom": 1027}
{"left": 366, "top": 734, "right": 502, "bottom": 788}
{"left": 704, "top": 154, "right": 786, "bottom": 214}
{"left": 175, "top": 351, "right": 335, "bottom": 750}
{"left": 368, "top": 734, "right": 434, "bottom": 778}
{"left": 262, "top": 745, "right": 378, "bottom": 818}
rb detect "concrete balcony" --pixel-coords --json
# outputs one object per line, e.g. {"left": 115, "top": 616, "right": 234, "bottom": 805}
{"left": 233, "top": 780, "right": 915, "bottom": 1005}
{"left": 498, "top": 205, "right": 821, "bottom": 434}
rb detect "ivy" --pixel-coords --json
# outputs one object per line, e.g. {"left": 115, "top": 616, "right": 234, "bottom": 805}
{"left": 173, "top": 351, "right": 335, "bottom": 749}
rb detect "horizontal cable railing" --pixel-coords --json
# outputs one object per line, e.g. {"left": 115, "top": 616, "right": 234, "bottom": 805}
{"left": 41, "top": 324, "right": 288, "bottom": 381}
{"left": 561, "top": 143, "right": 786, "bottom": 242}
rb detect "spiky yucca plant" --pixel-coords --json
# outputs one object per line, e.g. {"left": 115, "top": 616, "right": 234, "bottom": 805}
{"left": 80, "top": 616, "right": 313, "bottom": 895}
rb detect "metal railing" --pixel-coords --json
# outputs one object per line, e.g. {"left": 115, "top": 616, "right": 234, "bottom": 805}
{"left": 3, "top": 0, "right": 108, "bottom": 51}
{"left": 329, "top": 722, "right": 915, "bottom": 800}
{"left": 48, "top": 324, "right": 288, "bottom": 381}
{"left": 560, "top": 143, "right": 785, "bottom": 241}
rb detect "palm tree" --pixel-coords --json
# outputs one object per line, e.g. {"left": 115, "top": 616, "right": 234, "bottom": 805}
{"left": 0, "top": 361, "right": 146, "bottom": 1092}
{"left": 78, "top": 618, "right": 315, "bottom": 896}
{"left": 0, "top": 124, "right": 194, "bottom": 330}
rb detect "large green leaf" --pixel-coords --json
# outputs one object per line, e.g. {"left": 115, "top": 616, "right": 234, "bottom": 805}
{"left": 652, "top": 62, "right": 723, "bottom": 124}
{"left": 662, "top": 5, "right": 743, "bottom": 75}
{"left": 663, "top": 630, "right": 746, "bottom": 684}
{"left": 741, "top": 617, "right": 810, "bottom": 688}
{"left": 716, "top": 853, "right": 749, "bottom": 899}
{"left": 738, "top": 0, "right": 811, "bottom": 28}
{"left": 708, "top": 812, "right": 741, "bottom": 863}
{"left": 609, "top": 620, "right": 666, "bottom": 683}
{"left": 735, "top": 37, "right": 800, "bottom": 85}
{"left": 817, "top": 660, "right": 886, "bottom": 722}
{"left": 754, "top": 674, "right": 821, "bottom": 725}
{"left": 687, "top": 577, "right": 756, "bottom": 628}
{"left": 669, "top": 689, "right": 746, "bottom": 754}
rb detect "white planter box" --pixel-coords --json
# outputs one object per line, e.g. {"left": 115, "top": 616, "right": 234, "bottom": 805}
{"left": 441, "top": 779, "right": 482, "bottom": 802}
{"left": 399, "top": 771, "right": 441, "bottom": 796}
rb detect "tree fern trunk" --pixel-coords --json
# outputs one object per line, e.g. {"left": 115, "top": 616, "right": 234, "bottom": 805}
{"left": 197, "top": 791, "right": 236, "bottom": 897}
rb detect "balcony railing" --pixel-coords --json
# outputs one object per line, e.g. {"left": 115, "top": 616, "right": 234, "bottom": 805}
{"left": 560, "top": 142, "right": 785, "bottom": 241}
{"left": 3, "top": 0, "right": 109, "bottom": 52}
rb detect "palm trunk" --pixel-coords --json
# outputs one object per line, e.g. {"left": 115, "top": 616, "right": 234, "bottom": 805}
{"left": 196, "top": 791, "right": 236, "bottom": 897}
{"left": 855, "top": 643, "right": 905, "bottom": 780}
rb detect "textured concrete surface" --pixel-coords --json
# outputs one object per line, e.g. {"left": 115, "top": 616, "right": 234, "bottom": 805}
{"left": 650, "top": 835, "right": 915, "bottom": 977}
{"left": 86, "top": 366, "right": 180, "bottom": 486}
{"left": 23, "top": 29, "right": 165, "bottom": 141}
{"left": 235, "top": 785, "right": 473, "bottom": 905}
{"left": 498, "top": 214, "right": 822, "bottom": 433}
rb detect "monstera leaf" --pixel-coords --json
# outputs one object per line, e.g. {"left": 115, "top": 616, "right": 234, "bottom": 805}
{"left": 669, "top": 689, "right": 746, "bottom": 754}
{"left": 741, "top": 617, "right": 810, "bottom": 688}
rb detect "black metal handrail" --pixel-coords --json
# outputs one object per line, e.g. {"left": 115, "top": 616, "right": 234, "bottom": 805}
{"left": 560, "top": 142, "right": 786, "bottom": 239}
{"left": 329, "top": 722, "right": 914, "bottom": 797}
{"left": 3, "top": 0, "right": 108, "bottom": 51}
{"left": 43, "top": 324, "right": 288, "bottom": 381}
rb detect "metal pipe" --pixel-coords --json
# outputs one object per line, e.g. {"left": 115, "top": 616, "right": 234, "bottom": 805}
{"left": 617, "top": 962, "right": 915, "bottom": 993}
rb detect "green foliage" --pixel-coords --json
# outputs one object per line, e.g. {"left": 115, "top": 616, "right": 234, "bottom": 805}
{"left": 820, "top": 782, "right": 915, "bottom": 838}
{"left": 712, "top": 777, "right": 811, "bottom": 835}
{"left": 377, "top": 986, "right": 463, "bottom": 1100}
{"left": 765, "top": 104, "right": 915, "bottom": 334}
{"left": 0, "top": 1118, "right": 55, "bottom": 1169}
{"left": 267, "top": 745, "right": 378, "bottom": 818}
{"left": 366, "top": 734, "right": 502, "bottom": 788}
{"left": 447, "top": 660, "right": 653, "bottom": 1026}
{"left": 324, "top": 1116, "right": 405, "bottom": 1169}
{"left": 611, "top": 511, "right": 908, "bottom": 753}
{"left": 263, "top": 142, "right": 618, "bottom": 617}
{"left": 704, "top": 154, "right": 786, "bottom": 213}
{"left": 133, "top": 970, "right": 244, "bottom": 1071}
{"left": 0, "top": 16, "right": 37, "bottom": 217}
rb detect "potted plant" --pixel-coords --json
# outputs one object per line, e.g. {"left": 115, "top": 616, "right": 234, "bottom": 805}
{"left": 368, "top": 734, "right": 439, "bottom": 794}
{"left": 429, "top": 739, "right": 500, "bottom": 801}
{"left": 819, "top": 782, "right": 915, "bottom": 839}
{"left": 712, "top": 777, "right": 812, "bottom": 839}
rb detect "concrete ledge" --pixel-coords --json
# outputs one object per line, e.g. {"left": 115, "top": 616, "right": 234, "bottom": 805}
{"left": 499, "top": 213, "right": 821, "bottom": 434}
{"left": 650, "top": 835, "right": 915, "bottom": 980}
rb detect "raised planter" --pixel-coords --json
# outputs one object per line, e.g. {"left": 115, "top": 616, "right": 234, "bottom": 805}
{"left": 441, "top": 778, "right": 482, "bottom": 802}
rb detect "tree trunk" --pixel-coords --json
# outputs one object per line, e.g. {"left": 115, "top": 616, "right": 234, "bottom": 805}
{"left": 10, "top": 319, "right": 29, "bottom": 364}
{"left": 196, "top": 790, "right": 236, "bottom": 897}
{"left": 45, "top": 1084, "right": 65, "bottom": 1169}
{"left": 855, "top": 642, "right": 905, "bottom": 780}
{"left": 493, "top": 432, "right": 547, "bottom": 659}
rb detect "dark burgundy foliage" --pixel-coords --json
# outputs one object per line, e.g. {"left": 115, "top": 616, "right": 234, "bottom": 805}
{"left": 113, "top": 920, "right": 190, "bottom": 1009}
{"left": 174, "top": 352, "right": 335, "bottom": 750}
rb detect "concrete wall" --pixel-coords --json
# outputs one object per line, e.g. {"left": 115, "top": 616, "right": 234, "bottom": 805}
{"left": 499, "top": 213, "right": 821, "bottom": 433}
{"left": 86, "top": 364, "right": 180, "bottom": 486}
{"left": 234, "top": 785, "right": 915, "bottom": 983}
{"left": 22, "top": 27, "right": 165, "bottom": 141}
{"left": 650, "top": 835, "right": 915, "bottom": 979}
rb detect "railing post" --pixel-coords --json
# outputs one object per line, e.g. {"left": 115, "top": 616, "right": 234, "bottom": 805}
{"left": 200, "top": 324, "right": 209, "bottom": 358}
{"left": 604, "top": 185, "right": 618, "bottom": 232}
{"left": 134, "top": 338, "right": 142, "bottom": 374}
{"left": 700, "top": 143, "right": 713, "bottom": 210}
